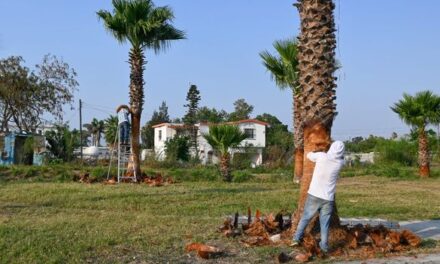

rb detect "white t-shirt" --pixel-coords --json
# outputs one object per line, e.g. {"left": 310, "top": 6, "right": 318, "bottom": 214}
{"left": 118, "top": 109, "right": 129, "bottom": 125}
{"left": 307, "top": 141, "right": 345, "bottom": 201}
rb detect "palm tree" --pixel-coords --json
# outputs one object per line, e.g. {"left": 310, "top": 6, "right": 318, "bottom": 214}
{"left": 260, "top": 39, "right": 303, "bottom": 182}
{"left": 97, "top": 0, "right": 185, "bottom": 178}
{"left": 391, "top": 91, "right": 440, "bottom": 177}
{"left": 104, "top": 115, "right": 118, "bottom": 149}
{"left": 291, "top": 0, "right": 340, "bottom": 234}
{"left": 203, "top": 125, "right": 247, "bottom": 182}
{"left": 83, "top": 118, "right": 105, "bottom": 146}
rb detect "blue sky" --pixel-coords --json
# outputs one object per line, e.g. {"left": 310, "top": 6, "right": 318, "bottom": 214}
{"left": 1, "top": 0, "right": 439, "bottom": 139}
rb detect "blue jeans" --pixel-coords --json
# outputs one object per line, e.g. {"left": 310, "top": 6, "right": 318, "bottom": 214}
{"left": 119, "top": 121, "right": 130, "bottom": 144}
{"left": 293, "top": 194, "right": 334, "bottom": 253}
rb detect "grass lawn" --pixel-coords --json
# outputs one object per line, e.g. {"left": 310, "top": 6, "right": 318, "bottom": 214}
{"left": 1, "top": 175, "right": 440, "bottom": 263}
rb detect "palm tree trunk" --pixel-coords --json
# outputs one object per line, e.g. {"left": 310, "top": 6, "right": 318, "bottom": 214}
{"left": 291, "top": 0, "right": 340, "bottom": 239}
{"left": 129, "top": 46, "right": 145, "bottom": 180}
{"left": 418, "top": 126, "right": 430, "bottom": 177}
{"left": 220, "top": 153, "right": 231, "bottom": 182}
{"left": 293, "top": 93, "right": 304, "bottom": 181}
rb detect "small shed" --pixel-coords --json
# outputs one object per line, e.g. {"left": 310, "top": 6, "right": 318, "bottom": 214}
{"left": 0, "top": 132, "right": 46, "bottom": 166}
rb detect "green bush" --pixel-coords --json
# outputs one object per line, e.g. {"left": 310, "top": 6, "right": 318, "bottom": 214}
{"left": 232, "top": 170, "right": 254, "bottom": 182}
{"left": 375, "top": 139, "right": 417, "bottom": 166}
{"left": 89, "top": 167, "right": 108, "bottom": 182}
{"left": 232, "top": 152, "right": 253, "bottom": 169}
{"left": 164, "top": 136, "right": 190, "bottom": 162}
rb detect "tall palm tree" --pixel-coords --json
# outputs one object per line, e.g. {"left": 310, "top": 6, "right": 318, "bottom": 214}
{"left": 291, "top": 0, "right": 339, "bottom": 234}
{"left": 260, "top": 39, "right": 303, "bottom": 182}
{"left": 97, "top": 0, "right": 185, "bottom": 178}
{"left": 391, "top": 91, "right": 440, "bottom": 177}
{"left": 203, "top": 125, "right": 247, "bottom": 182}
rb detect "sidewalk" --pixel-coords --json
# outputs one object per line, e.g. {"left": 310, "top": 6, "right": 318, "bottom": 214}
{"left": 340, "top": 218, "right": 440, "bottom": 240}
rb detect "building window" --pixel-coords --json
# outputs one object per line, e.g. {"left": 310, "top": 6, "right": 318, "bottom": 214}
{"left": 159, "top": 130, "right": 162, "bottom": 141}
{"left": 244, "top": 128, "right": 255, "bottom": 139}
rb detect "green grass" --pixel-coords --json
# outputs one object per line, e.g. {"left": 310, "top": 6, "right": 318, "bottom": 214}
{"left": 1, "top": 175, "right": 440, "bottom": 263}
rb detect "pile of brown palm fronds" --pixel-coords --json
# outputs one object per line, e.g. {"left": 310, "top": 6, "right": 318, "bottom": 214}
{"left": 142, "top": 173, "right": 174, "bottom": 187}
{"left": 218, "top": 209, "right": 422, "bottom": 262}
{"left": 218, "top": 208, "right": 292, "bottom": 247}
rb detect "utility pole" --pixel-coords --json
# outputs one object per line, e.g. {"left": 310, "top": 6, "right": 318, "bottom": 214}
{"left": 79, "top": 99, "right": 83, "bottom": 162}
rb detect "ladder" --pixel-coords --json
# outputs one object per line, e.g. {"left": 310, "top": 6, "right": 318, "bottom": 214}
{"left": 107, "top": 125, "right": 137, "bottom": 183}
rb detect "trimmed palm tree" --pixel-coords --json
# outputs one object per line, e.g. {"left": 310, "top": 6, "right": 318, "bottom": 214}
{"left": 97, "top": 0, "right": 185, "bottom": 178}
{"left": 260, "top": 39, "right": 303, "bottom": 182}
{"left": 203, "top": 125, "right": 247, "bottom": 182}
{"left": 291, "top": 0, "right": 340, "bottom": 235}
{"left": 391, "top": 91, "right": 440, "bottom": 177}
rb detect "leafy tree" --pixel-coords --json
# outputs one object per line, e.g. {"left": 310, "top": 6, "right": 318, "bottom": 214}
{"left": 391, "top": 90, "right": 440, "bottom": 177}
{"left": 141, "top": 101, "right": 171, "bottom": 149}
{"left": 97, "top": 0, "right": 185, "bottom": 178}
{"left": 196, "top": 106, "right": 229, "bottom": 123}
{"left": 203, "top": 125, "right": 247, "bottom": 182}
{"left": 260, "top": 39, "right": 302, "bottom": 180}
{"left": 228, "top": 99, "right": 254, "bottom": 121}
{"left": 0, "top": 55, "right": 78, "bottom": 132}
{"left": 256, "top": 113, "right": 293, "bottom": 166}
{"left": 104, "top": 115, "right": 118, "bottom": 148}
{"left": 164, "top": 135, "right": 190, "bottom": 162}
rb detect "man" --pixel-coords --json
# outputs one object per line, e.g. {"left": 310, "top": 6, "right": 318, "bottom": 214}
{"left": 116, "top": 105, "right": 131, "bottom": 145}
{"left": 292, "top": 141, "right": 345, "bottom": 254}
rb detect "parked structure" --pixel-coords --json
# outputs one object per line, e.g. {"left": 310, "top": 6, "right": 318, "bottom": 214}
{"left": 153, "top": 119, "right": 268, "bottom": 167}
{"left": 0, "top": 132, "right": 46, "bottom": 166}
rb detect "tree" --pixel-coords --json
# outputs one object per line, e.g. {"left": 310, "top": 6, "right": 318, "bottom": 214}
{"left": 104, "top": 115, "right": 118, "bottom": 148}
{"left": 83, "top": 118, "right": 105, "bottom": 146}
{"left": 164, "top": 135, "right": 190, "bottom": 162}
{"left": 391, "top": 90, "right": 440, "bottom": 177}
{"left": 141, "top": 101, "right": 171, "bottom": 149}
{"left": 203, "top": 125, "right": 247, "bottom": 182}
{"left": 45, "top": 125, "right": 81, "bottom": 162}
{"left": 0, "top": 55, "right": 78, "bottom": 132}
{"left": 183, "top": 84, "right": 201, "bottom": 157}
{"left": 97, "top": 0, "right": 185, "bottom": 179}
{"left": 260, "top": 39, "right": 302, "bottom": 181}
{"left": 228, "top": 99, "right": 254, "bottom": 121}
{"left": 256, "top": 113, "right": 293, "bottom": 167}
{"left": 291, "top": 0, "right": 340, "bottom": 237}
{"left": 196, "top": 106, "right": 229, "bottom": 123}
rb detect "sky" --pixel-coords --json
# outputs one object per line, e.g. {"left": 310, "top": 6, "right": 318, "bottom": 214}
{"left": 1, "top": 0, "right": 439, "bottom": 140}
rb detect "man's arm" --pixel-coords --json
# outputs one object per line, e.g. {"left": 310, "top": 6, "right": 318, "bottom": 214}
{"left": 307, "top": 151, "right": 324, "bottom": 162}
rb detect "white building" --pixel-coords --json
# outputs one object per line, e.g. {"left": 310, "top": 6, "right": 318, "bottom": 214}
{"left": 153, "top": 119, "right": 268, "bottom": 167}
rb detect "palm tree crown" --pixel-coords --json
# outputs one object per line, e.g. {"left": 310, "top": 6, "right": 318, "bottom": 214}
{"left": 260, "top": 39, "right": 299, "bottom": 93}
{"left": 391, "top": 90, "right": 440, "bottom": 129}
{"left": 203, "top": 125, "right": 247, "bottom": 155}
{"left": 97, "top": 0, "right": 185, "bottom": 51}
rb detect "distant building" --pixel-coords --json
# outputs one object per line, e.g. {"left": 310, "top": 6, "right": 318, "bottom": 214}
{"left": 0, "top": 132, "right": 46, "bottom": 166}
{"left": 153, "top": 119, "right": 268, "bottom": 167}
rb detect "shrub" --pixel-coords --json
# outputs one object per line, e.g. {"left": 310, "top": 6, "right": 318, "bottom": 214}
{"left": 375, "top": 139, "right": 417, "bottom": 166}
{"left": 232, "top": 170, "right": 254, "bottom": 182}
{"left": 164, "top": 136, "right": 190, "bottom": 162}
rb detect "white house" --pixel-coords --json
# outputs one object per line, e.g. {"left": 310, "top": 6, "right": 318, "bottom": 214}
{"left": 152, "top": 119, "right": 268, "bottom": 167}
